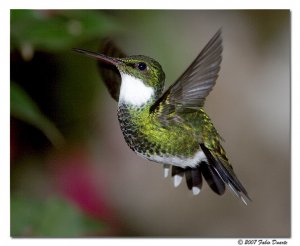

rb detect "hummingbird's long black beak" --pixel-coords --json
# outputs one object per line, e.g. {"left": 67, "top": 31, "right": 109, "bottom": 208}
{"left": 72, "top": 48, "right": 122, "bottom": 66}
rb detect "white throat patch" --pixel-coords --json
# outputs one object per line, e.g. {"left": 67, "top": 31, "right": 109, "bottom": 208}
{"left": 119, "top": 73, "right": 154, "bottom": 107}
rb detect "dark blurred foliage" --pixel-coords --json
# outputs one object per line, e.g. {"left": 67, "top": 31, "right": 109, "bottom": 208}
{"left": 10, "top": 9, "right": 122, "bottom": 237}
{"left": 10, "top": 10, "right": 290, "bottom": 237}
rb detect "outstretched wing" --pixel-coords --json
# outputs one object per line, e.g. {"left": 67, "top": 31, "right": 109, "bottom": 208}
{"left": 150, "top": 29, "right": 223, "bottom": 120}
{"left": 97, "top": 39, "right": 126, "bottom": 101}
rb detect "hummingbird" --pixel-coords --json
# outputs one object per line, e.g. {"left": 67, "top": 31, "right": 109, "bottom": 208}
{"left": 73, "top": 29, "right": 251, "bottom": 204}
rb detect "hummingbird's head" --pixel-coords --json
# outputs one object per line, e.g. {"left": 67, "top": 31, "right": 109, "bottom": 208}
{"left": 117, "top": 55, "right": 166, "bottom": 107}
{"left": 73, "top": 48, "right": 165, "bottom": 107}
{"left": 117, "top": 55, "right": 165, "bottom": 92}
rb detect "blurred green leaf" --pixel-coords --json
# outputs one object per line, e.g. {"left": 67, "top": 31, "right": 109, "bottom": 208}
{"left": 11, "top": 10, "right": 120, "bottom": 52}
{"left": 11, "top": 195, "right": 106, "bottom": 237}
{"left": 11, "top": 82, "right": 64, "bottom": 148}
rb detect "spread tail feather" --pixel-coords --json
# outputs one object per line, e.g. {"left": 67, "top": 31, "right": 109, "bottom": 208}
{"left": 167, "top": 146, "right": 251, "bottom": 204}
{"left": 171, "top": 166, "right": 203, "bottom": 195}
{"left": 172, "top": 163, "right": 226, "bottom": 196}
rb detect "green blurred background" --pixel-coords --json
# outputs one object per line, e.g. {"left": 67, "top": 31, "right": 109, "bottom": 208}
{"left": 10, "top": 10, "right": 290, "bottom": 237}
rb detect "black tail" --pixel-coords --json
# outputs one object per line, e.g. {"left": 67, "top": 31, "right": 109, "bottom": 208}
{"left": 171, "top": 166, "right": 202, "bottom": 195}
{"left": 171, "top": 164, "right": 226, "bottom": 197}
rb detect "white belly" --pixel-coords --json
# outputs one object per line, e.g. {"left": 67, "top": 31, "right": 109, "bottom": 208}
{"left": 138, "top": 150, "right": 207, "bottom": 168}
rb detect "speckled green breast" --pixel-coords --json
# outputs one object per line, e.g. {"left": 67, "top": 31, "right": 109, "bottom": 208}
{"left": 117, "top": 103, "right": 202, "bottom": 163}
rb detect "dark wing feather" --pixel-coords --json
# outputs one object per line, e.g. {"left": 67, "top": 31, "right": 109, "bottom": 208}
{"left": 97, "top": 39, "right": 126, "bottom": 101}
{"left": 201, "top": 163, "right": 226, "bottom": 195}
{"left": 150, "top": 29, "right": 222, "bottom": 118}
{"left": 200, "top": 143, "right": 251, "bottom": 204}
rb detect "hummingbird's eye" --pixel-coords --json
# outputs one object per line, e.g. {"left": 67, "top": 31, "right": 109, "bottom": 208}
{"left": 137, "top": 62, "right": 147, "bottom": 71}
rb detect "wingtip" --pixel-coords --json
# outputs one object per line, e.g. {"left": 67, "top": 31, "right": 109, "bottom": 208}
{"left": 211, "top": 28, "right": 222, "bottom": 40}
{"left": 228, "top": 183, "right": 252, "bottom": 205}
{"left": 240, "top": 195, "right": 252, "bottom": 206}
